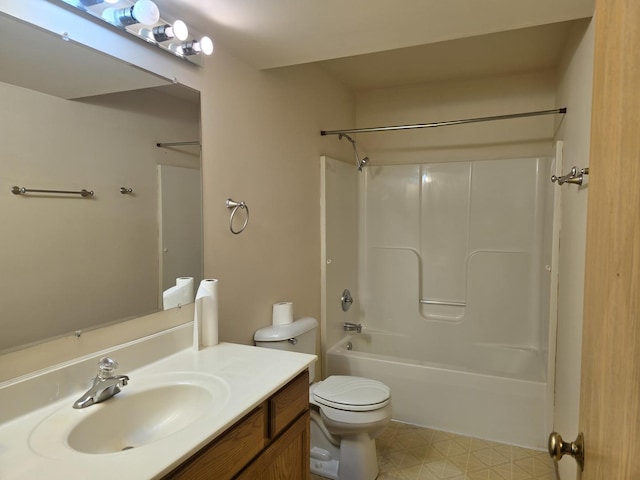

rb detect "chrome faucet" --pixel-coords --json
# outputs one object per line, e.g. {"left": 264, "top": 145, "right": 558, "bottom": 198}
{"left": 73, "top": 357, "right": 129, "bottom": 409}
{"left": 343, "top": 322, "right": 362, "bottom": 333}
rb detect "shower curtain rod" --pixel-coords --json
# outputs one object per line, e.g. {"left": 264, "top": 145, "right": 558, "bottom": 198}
{"left": 320, "top": 107, "right": 566, "bottom": 136}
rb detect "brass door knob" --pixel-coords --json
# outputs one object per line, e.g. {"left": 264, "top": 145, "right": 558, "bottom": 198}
{"left": 548, "top": 431, "right": 584, "bottom": 471}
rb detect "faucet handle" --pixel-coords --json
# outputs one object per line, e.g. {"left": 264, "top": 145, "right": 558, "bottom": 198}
{"left": 98, "top": 357, "right": 118, "bottom": 378}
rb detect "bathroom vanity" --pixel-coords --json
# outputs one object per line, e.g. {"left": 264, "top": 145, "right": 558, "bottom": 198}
{"left": 0, "top": 328, "right": 315, "bottom": 480}
{"left": 166, "top": 370, "right": 310, "bottom": 479}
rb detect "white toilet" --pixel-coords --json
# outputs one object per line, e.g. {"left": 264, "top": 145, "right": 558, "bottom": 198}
{"left": 254, "top": 317, "right": 392, "bottom": 480}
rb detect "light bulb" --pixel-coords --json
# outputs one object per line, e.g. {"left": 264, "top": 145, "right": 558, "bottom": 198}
{"left": 132, "top": 0, "right": 160, "bottom": 25}
{"left": 181, "top": 36, "right": 214, "bottom": 56}
{"left": 172, "top": 20, "right": 189, "bottom": 41}
{"left": 199, "top": 36, "right": 214, "bottom": 55}
{"left": 103, "top": 0, "right": 159, "bottom": 27}
{"left": 151, "top": 20, "right": 189, "bottom": 42}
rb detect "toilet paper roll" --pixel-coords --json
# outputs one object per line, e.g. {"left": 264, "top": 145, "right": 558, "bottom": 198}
{"left": 176, "top": 276, "right": 194, "bottom": 288}
{"left": 162, "top": 277, "right": 194, "bottom": 310}
{"left": 272, "top": 301, "right": 293, "bottom": 326}
{"left": 193, "top": 279, "right": 219, "bottom": 349}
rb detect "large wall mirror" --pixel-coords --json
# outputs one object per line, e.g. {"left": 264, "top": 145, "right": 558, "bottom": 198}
{"left": 0, "top": 13, "right": 203, "bottom": 354}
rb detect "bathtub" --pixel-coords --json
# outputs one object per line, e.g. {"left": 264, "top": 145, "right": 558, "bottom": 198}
{"left": 326, "top": 332, "right": 549, "bottom": 449}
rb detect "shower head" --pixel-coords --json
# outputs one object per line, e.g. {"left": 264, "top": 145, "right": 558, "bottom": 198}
{"left": 339, "top": 133, "right": 369, "bottom": 171}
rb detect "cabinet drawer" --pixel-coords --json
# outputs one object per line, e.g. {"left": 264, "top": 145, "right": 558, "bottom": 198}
{"left": 269, "top": 370, "right": 309, "bottom": 438}
{"left": 167, "top": 405, "right": 266, "bottom": 480}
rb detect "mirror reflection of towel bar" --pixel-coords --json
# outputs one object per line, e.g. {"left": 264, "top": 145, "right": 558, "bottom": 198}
{"left": 420, "top": 299, "right": 466, "bottom": 307}
{"left": 11, "top": 186, "right": 94, "bottom": 197}
{"left": 156, "top": 141, "right": 201, "bottom": 148}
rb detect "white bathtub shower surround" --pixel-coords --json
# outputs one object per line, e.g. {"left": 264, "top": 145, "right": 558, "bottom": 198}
{"left": 328, "top": 333, "right": 547, "bottom": 449}
{"left": 359, "top": 158, "right": 552, "bottom": 370}
{"left": 322, "top": 155, "right": 556, "bottom": 450}
{"left": 362, "top": 158, "right": 551, "bottom": 343}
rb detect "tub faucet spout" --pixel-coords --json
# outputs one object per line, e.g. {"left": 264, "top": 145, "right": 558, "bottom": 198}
{"left": 343, "top": 322, "right": 362, "bottom": 333}
{"left": 73, "top": 357, "right": 129, "bottom": 409}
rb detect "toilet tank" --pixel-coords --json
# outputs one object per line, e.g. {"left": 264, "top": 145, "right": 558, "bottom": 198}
{"left": 254, "top": 317, "right": 318, "bottom": 383}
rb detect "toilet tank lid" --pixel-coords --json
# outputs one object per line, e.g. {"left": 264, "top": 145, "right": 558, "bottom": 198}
{"left": 254, "top": 316, "right": 318, "bottom": 341}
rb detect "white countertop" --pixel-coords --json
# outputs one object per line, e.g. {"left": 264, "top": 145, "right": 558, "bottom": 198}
{"left": 0, "top": 342, "right": 316, "bottom": 479}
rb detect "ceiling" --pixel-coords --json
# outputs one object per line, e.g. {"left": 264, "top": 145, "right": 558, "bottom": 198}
{"left": 314, "top": 21, "right": 580, "bottom": 90}
{"left": 151, "top": 0, "right": 595, "bottom": 91}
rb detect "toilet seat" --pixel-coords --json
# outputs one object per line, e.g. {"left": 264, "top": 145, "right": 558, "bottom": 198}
{"left": 312, "top": 375, "right": 390, "bottom": 412}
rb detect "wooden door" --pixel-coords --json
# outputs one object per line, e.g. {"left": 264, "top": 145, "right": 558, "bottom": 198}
{"left": 579, "top": 0, "right": 640, "bottom": 478}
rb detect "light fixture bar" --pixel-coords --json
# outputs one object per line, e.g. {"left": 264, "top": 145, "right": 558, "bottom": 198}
{"left": 56, "top": 0, "right": 214, "bottom": 66}
{"left": 77, "top": 0, "right": 119, "bottom": 5}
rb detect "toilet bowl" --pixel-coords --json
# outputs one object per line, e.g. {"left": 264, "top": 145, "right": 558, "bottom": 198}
{"left": 310, "top": 375, "right": 392, "bottom": 480}
{"left": 254, "top": 317, "right": 392, "bottom": 480}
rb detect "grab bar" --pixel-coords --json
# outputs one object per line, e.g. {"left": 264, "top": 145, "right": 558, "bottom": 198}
{"left": 11, "top": 186, "right": 94, "bottom": 197}
{"left": 420, "top": 299, "right": 466, "bottom": 307}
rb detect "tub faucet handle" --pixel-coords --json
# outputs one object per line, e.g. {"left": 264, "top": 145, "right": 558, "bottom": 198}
{"left": 341, "top": 289, "right": 354, "bottom": 312}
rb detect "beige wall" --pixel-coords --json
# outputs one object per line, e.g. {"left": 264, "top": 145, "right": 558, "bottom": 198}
{"left": 0, "top": 84, "right": 199, "bottom": 353}
{"left": 552, "top": 18, "right": 594, "bottom": 480}
{"left": 200, "top": 47, "right": 355, "bottom": 345}
{"left": 355, "top": 70, "right": 557, "bottom": 164}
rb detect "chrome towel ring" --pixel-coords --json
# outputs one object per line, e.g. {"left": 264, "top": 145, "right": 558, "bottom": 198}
{"left": 226, "top": 198, "right": 249, "bottom": 234}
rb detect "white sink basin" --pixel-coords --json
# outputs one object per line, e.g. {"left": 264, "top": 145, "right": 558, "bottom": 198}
{"left": 29, "top": 372, "right": 229, "bottom": 457}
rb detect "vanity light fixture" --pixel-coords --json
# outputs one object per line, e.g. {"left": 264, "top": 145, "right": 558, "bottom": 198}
{"left": 55, "top": 0, "right": 214, "bottom": 66}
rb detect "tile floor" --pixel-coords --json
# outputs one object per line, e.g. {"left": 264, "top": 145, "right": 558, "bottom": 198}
{"left": 311, "top": 422, "right": 555, "bottom": 480}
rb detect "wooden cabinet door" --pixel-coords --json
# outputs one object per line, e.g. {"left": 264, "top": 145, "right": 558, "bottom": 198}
{"left": 167, "top": 406, "right": 266, "bottom": 480}
{"left": 237, "top": 412, "right": 310, "bottom": 480}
